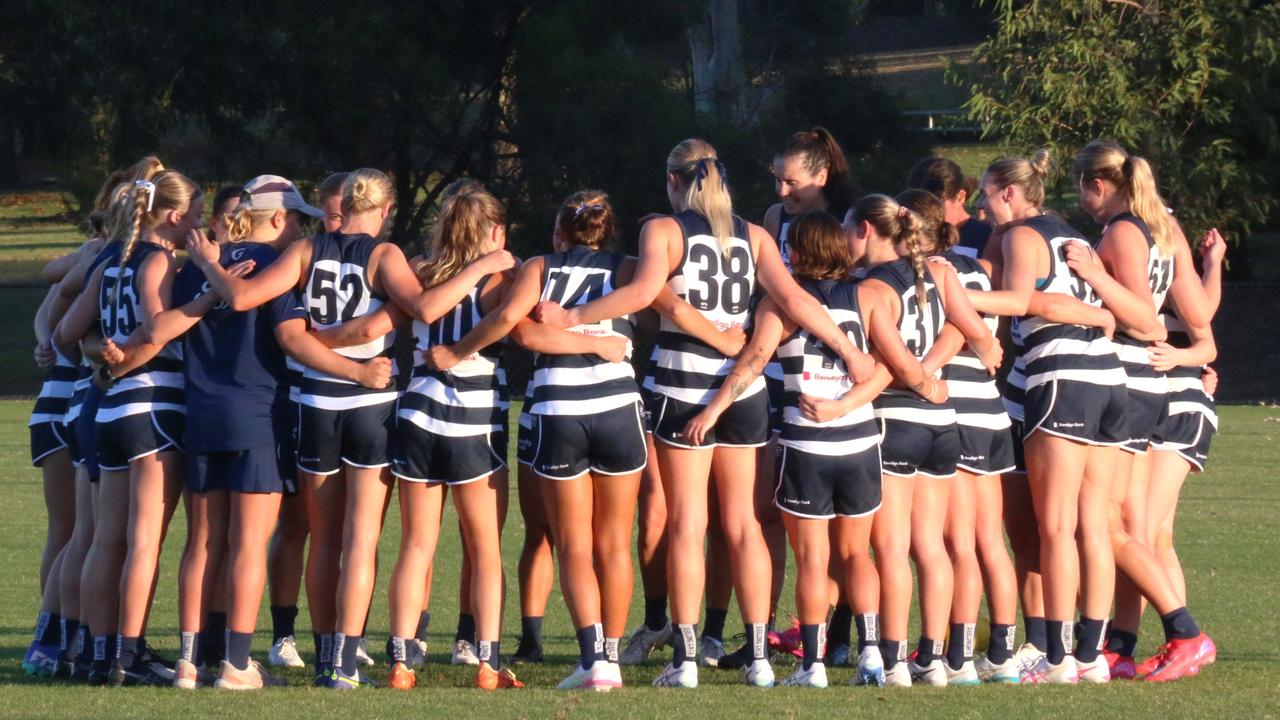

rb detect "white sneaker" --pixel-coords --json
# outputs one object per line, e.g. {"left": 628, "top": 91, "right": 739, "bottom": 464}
{"left": 354, "top": 638, "right": 374, "bottom": 667}
{"left": 945, "top": 659, "right": 980, "bottom": 686}
{"left": 407, "top": 638, "right": 428, "bottom": 668}
{"left": 883, "top": 662, "right": 913, "bottom": 687}
{"left": 586, "top": 661, "right": 624, "bottom": 691}
{"left": 699, "top": 636, "right": 725, "bottom": 668}
{"left": 854, "top": 646, "right": 885, "bottom": 687}
{"left": 779, "top": 662, "right": 828, "bottom": 688}
{"left": 173, "top": 658, "right": 201, "bottom": 689}
{"left": 268, "top": 635, "right": 305, "bottom": 669}
{"left": 908, "top": 658, "right": 948, "bottom": 687}
{"left": 1013, "top": 642, "right": 1047, "bottom": 681}
{"left": 652, "top": 661, "right": 698, "bottom": 688}
{"left": 744, "top": 658, "right": 775, "bottom": 688}
{"left": 1075, "top": 655, "right": 1111, "bottom": 684}
{"left": 1025, "top": 656, "right": 1079, "bottom": 685}
{"left": 974, "top": 654, "right": 1020, "bottom": 684}
{"left": 451, "top": 639, "right": 480, "bottom": 666}
{"left": 619, "top": 622, "right": 672, "bottom": 665}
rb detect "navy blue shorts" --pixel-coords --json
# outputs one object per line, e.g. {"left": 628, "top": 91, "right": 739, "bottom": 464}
{"left": 187, "top": 444, "right": 287, "bottom": 494}
{"left": 1121, "top": 388, "right": 1168, "bottom": 454}
{"left": 765, "top": 373, "right": 784, "bottom": 435}
{"left": 30, "top": 422, "right": 69, "bottom": 467}
{"left": 775, "top": 442, "right": 882, "bottom": 518}
{"left": 955, "top": 424, "right": 1017, "bottom": 476}
{"left": 391, "top": 418, "right": 507, "bottom": 485}
{"left": 652, "top": 390, "right": 770, "bottom": 449}
{"left": 1152, "top": 412, "right": 1215, "bottom": 473}
{"left": 95, "top": 411, "right": 185, "bottom": 472}
{"left": 878, "top": 418, "right": 959, "bottom": 478}
{"left": 516, "top": 412, "right": 535, "bottom": 466}
{"left": 296, "top": 401, "right": 394, "bottom": 475}
{"left": 1024, "top": 379, "right": 1128, "bottom": 447}
{"left": 530, "top": 401, "right": 647, "bottom": 480}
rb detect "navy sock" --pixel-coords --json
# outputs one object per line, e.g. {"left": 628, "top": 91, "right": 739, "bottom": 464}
{"left": 673, "top": 624, "right": 697, "bottom": 666}
{"left": 455, "top": 613, "right": 476, "bottom": 644}
{"left": 828, "top": 605, "right": 853, "bottom": 649}
{"left": 1160, "top": 607, "right": 1200, "bottom": 641}
{"left": 1074, "top": 618, "right": 1106, "bottom": 663}
{"left": 989, "top": 623, "right": 1015, "bottom": 665}
{"left": 1106, "top": 628, "right": 1139, "bottom": 657}
{"left": 1025, "top": 616, "right": 1048, "bottom": 653}
{"left": 880, "top": 639, "right": 906, "bottom": 669}
{"left": 477, "top": 640, "right": 500, "bottom": 670}
{"left": 227, "top": 630, "right": 253, "bottom": 671}
{"left": 338, "top": 633, "right": 360, "bottom": 674}
{"left": 801, "top": 624, "right": 825, "bottom": 670}
{"left": 117, "top": 636, "right": 140, "bottom": 668}
{"left": 855, "top": 613, "right": 880, "bottom": 652}
{"left": 203, "top": 612, "right": 227, "bottom": 664}
{"left": 521, "top": 616, "right": 544, "bottom": 646}
{"left": 575, "top": 624, "right": 603, "bottom": 670}
{"left": 703, "top": 608, "right": 728, "bottom": 642}
{"left": 415, "top": 611, "right": 432, "bottom": 642}
{"left": 270, "top": 606, "right": 298, "bottom": 643}
{"left": 746, "top": 622, "right": 767, "bottom": 661}
{"left": 388, "top": 636, "right": 407, "bottom": 664}
{"left": 946, "top": 623, "right": 975, "bottom": 669}
{"left": 1045, "top": 620, "right": 1071, "bottom": 665}
{"left": 314, "top": 632, "right": 334, "bottom": 667}
{"left": 644, "top": 596, "right": 668, "bottom": 632}
{"left": 36, "top": 612, "right": 61, "bottom": 645}
{"left": 916, "top": 636, "right": 942, "bottom": 665}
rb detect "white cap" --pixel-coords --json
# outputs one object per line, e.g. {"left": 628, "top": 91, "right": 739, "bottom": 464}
{"left": 240, "top": 175, "right": 324, "bottom": 218}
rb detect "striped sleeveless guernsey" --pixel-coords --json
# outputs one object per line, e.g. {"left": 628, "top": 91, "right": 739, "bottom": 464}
{"left": 529, "top": 246, "right": 639, "bottom": 416}
{"left": 299, "top": 232, "right": 397, "bottom": 410}
{"left": 943, "top": 250, "right": 1012, "bottom": 431}
{"left": 1108, "top": 212, "right": 1173, "bottom": 395}
{"left": 651, "top": 210, "right": 764, "bottom": 405}
{"left": 1011, "top": 215, "right": 1125, "bottom": 391}
{"left": 1161, "top": 310, "right": 1216, "bottom": 428}
{"left": 398, "top": 277, "right": 506, "bottom": 438}
{"left": 64, "top": 242, "right": 119, "bottom": 427}
{"left": 764, "top": 209, "right": 795, "bottom": 384}
{"left": 29, "top": 352, "right": 78, "bottom": 426}
{"left": 867, "top": 258, "right": 954, "bottom": 425}
{"left": 95, "top": 242, "right": 185, "bottom": 423}
{"left": 776, "top": 278, "right": 878, "bottom": 455}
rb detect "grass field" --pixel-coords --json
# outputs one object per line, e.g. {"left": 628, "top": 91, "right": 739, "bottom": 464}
{"left": 0, "top": 401, "right": 1278, "bottom": 719}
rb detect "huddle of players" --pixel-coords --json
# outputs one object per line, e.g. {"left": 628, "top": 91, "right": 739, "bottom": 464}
{"left": 19, "top": 129, "right": 1223, "bottom": 691}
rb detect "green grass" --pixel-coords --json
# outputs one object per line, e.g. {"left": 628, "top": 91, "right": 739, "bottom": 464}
{"left": 0, "top": 192, "right": 83, "bottom": 285}
{"left": 0, "top": 401, "right": 1278, "bottom": 718}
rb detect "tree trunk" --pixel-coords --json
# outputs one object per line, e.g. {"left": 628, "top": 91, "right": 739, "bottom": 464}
{"left": 688, "top": 0, "right": 747, "bottom": 123}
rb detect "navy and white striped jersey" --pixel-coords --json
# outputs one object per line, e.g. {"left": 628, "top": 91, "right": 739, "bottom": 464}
{"left": 1161, "top": 310, "right": 1216, "bottom": 428}
{"left": 29, "top": 352, "right": 78, "bottom": 426}
{"left": 64, "top": 241, "right": 119, "bottom": 427}
{"left": 299, "top": 232, "right": 397, "bottom": 409}
{"left": 398, "top": 276, "right": 506, "bottom": 438}
{"left": 651, "top": 210, "right": 764, "bottom": 405}
{"left": 776, "top": 278, "right": 878, "bottom": 456}
{"left": 1011, "top": 215, "right": 1125, "bottom": 391}
{"left": 943, "top": 251, "right": 1011, "bottom": 431}
{"left": 95, "top": 242, "right": 185, "bottom": 423}
{"left": 1108, "top": 212, "right": 1174, "bottom": 395}
{"left": 529, "top": 246, "right": 639, "bottom": 416}
{"left": 867, "top": 258, "right": 955, "bottom": 425}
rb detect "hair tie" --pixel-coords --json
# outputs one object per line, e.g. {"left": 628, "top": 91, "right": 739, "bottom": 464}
{"left": 573, "top": 203, "right": 604, "bottom": 218}
{"left": 897, "top": 206, "right": 909, "bottom": 220}
{"left": 134, "top": 179, "right": 156, "bottom": 213}
{"left": 693, "top": 157, "right": 728, "bottom": 192}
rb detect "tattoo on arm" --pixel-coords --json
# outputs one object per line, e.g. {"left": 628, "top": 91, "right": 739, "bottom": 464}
{"left": 729, "top": 376, "right": 751, "bottom": 400}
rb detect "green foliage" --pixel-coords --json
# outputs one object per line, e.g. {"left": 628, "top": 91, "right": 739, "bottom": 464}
{"left": 959, "top": 0, "right": 1280, "bottom": 262}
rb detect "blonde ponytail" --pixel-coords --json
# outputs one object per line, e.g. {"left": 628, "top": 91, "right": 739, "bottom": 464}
{"left": 342, "top": 168, "right": 394, "bottom": 215}
{"left": 853, "top": 193, "right": 929, "bottom": 309}
{"left": 667, "top": 139, "right": 735, "bottom": 256}
{"left": 1071, "top": 140, "right": 1174, "bottom": 255}
{"left": 416, "top": 189, "right": 506, "bottom": 289}
{"left": 104, "top": 169, "right": 199, "bottom": 309}
{"left": 986, "top": 149, "right": 1051, "bottom": 207}
{"left": 225, "top": 207, "right": 275, "bottom": 243}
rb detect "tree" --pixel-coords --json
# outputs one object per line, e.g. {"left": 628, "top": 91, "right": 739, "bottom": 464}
{"left": 960, "top": 0, "right": 1280, "bottom": 272}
